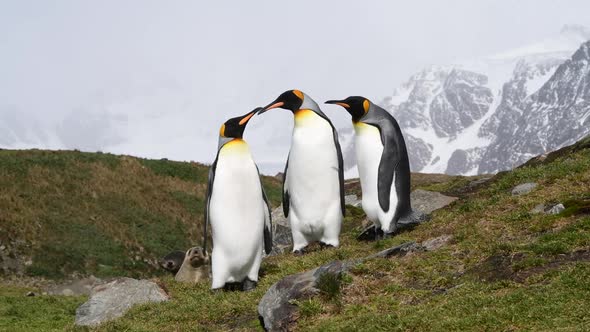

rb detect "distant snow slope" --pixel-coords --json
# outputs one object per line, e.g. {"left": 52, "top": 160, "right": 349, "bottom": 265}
{"left": 339, "top": 25, "right": 590, "bottom": 176}
{"left": 2, "top": 26, "right": 589, "bottom": 178}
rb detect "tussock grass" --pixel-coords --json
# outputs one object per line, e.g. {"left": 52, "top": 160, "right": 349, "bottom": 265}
{"left": 0, "top": 150, "right": 282, "bottom": 279}
{"left": 1, "top": 141, "right": 590, "bottom": 331}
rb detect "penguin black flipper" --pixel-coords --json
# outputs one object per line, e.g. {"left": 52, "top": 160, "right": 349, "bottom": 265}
{"left": 203, "top": 155, "right": 218, "bottom": 252}
{"left": 363, "top": 107, "right": 412, "bottom": 220}
{"left": 256, "top": 165, "right": 273, "bottom": 255}
{"left": 315, "top": 112, "right": 346, "bottom": 216}
{"left": 282, "top": 157, "right": 290, "bottom": 217}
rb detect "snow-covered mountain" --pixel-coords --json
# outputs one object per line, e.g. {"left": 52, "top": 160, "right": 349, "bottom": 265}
{"left": 348, "top": 25, "right": 590, "bottom": 175}
{"left": 2, "top": 25, "right": 589, "bottom": 177}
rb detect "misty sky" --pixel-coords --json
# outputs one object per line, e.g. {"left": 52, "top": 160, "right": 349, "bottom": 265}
{"left": 1, "top": 0, "right": 590, "bottom": 173}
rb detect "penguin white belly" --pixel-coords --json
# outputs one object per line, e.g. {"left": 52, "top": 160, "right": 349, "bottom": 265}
{"left": 354, "top": 122, "right": 398, "bottom": 232}
{"left": 209, "top": 140, "right": 264, "bottom": 288}
{"left": 288, "top": 110, "right": 342, "bottom": 248}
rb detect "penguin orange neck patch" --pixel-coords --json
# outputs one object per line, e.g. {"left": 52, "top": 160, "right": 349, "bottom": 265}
{"left": 294, "top": 109, "right": 317, "bottom": 125}
{"left": 220, "top": 138, "right": 249, "bottom": 155}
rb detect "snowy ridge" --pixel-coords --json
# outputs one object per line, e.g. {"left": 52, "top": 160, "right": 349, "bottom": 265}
{"left": 337, "top": 26, "right": 590, "bottom": 176}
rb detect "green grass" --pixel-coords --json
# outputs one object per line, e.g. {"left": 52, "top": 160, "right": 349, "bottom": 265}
{"left": 0, "top": 285, "right": 86, "bottom": 332}
{"left": 0, "top": 149, "right": 282, "bottom": 280}
{"left": 1, "top": 136, "right": 590, "bottom": 331}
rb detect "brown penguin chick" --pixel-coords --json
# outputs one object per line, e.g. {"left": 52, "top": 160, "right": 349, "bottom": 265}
{"left": 175, "top": 247, "right": 210, "bottom": 284}
{"left": 159, "top": 250, "right": 186, "bottom": 274}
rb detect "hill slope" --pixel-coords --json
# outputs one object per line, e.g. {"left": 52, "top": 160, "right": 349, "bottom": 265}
{"left": 0, "top": 135, "right": 589, "bottom": 331}
{"left": 0, "top": 149, "right": 282, "bottom": 279}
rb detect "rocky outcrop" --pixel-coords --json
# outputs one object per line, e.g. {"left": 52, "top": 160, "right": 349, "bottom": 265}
{"left": 258, "top": 260, "right": 354, "bottom": 331}
{"left": 258, "top": 242, "right": 419, "bottom": 331}
{"left": 410, "top": 189, "right": 458, "bottom": 214}
{"left": 511, "top": 183, "right": 538, "bottom": 196}
{"left": 75, "top": 278, "right": 169, "bottom": 327}
{"left": 337, "top": 27, "right": 590, "bottom": 176}
{"left": 344, "top": 194, "right": 362, "bottom": 207}
{"left": 46, "top": 276, "right": 104, "bottom": 296}
{"left": 430, "top": 69, "right": 493, "bottom": 137}
{"left": 479, "top": 41, "right": 590, "bottom": 173}
{"left": 259, "top": 238, "right": 454, "bottom": 331}
{"left": 269, "top": 206, "right": 292, "bottom": 256}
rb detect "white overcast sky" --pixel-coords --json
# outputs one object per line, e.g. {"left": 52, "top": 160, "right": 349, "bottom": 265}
{"left": 1, "top": 0, "right": 590, "bottom": 172}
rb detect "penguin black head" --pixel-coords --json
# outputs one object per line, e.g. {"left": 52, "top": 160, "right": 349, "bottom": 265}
{"left": 325, "top": 96, "right": 371, "bottom": 122}
{"left": 219, "top": 108, "right": 260, "bottom": 139}
{"left": 258, "top": 89, "right": 305, "bottom": 113}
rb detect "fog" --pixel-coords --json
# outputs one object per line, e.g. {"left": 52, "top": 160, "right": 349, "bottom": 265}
{"left": 1, "top": 0, "right": 589, "bottom": 174}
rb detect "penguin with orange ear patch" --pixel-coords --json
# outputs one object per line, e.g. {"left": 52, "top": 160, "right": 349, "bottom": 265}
{"left": 258, "top": 90, "right": 345, "bottom": 254}
{"left": 205, "top": 108, "right": 272, "bottom": 291}
{"left": 326, "top": 97, "right": 422, "bottom": 239}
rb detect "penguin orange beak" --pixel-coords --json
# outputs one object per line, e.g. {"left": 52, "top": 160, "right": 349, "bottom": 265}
{"left": 325, "top": 100, "right": 350, "bottom": 108}
{"left": 258, "top": 100, "right": 284, "bottom": 114}
{"left": 239, "top": 108, "right": 261, "bottom": 125}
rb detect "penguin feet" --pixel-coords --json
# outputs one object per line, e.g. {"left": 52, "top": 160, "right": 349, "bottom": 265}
{"left": 375, "top": 228, "right": 385, "bottom": 241}
{"left": 293, "top": 248, "right": 307, "bottom": 256}
{"left": 222, "top": 282, "right": 242, "bottom": 292}
{"left": 242, "top": 278, "right": 257, "bottom": 292}
{"left": 319, "top": 242, "right": 335, "bottom": 249}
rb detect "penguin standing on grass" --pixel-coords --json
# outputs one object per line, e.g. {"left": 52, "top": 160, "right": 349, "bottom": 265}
{"left": 205, "top": 108, "right": 272, "bottom": 291}
{"left": 258, "top": 90, "right": 345, "bottom": 254}
{"left": 326, "top": 97, "right": 421, "bottom": 238}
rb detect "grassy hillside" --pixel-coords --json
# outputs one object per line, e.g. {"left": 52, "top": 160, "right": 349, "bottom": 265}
{"left": 0, "top": 149, "right": 282, "bottom": 279}
{"left": 1, "top": 135, "right": 589, "bottom": 331}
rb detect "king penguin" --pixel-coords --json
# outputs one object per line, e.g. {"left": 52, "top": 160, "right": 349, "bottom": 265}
{"left": 258, "top": 90, "right": 345, "bottom": 254}
{"left": 326, "top": 96, "right": 419, "bottom": 238}
{"left": 204, "top": 108, "right": 272, "bottom": 291}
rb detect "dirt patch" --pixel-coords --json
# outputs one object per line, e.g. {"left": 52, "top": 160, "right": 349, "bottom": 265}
{"left": 513, "top": 250, "right": 590, "bottom": 283}
{"left": 468, "top": 250, "right": 590, "bottom": 283}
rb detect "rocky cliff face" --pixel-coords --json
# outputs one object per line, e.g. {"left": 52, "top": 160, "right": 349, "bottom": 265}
{"left": 340, "top": 26, "right": 590, "bottom": 176}
{"left": 479, "top": 41, "right": 590, "bottom": 173}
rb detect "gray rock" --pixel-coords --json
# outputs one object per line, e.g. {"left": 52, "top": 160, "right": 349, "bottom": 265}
{"left": 75, "top": 278, "right": 169, "bottom": 327}
{"left": 366, "top": 242, "right": 421, "bottom": 259}
{"left": 547, "top": 203, "right": 565, "bottom": 215}
{"left": 511, "top": 183, "right": 538, "bottom": 196}
{"left": 258, "top": 260, "right": 352, "bottom": 331}
{"left": 421, "top": 235, "right": 453, "bottom": 251}
{"left": 530, "top": 204, "right": 546, "bottom": 214}
{"left": 259, "top": 242, "right": 417, "bottom": 331}
{"left": 46, "top": 276, "right": 104, "bottom": 296}
{"left": 269, "top": 206, "right": 292, "bottom": 255}
{"left": 411, "top": 189, "right": 458, "bottom": 214}
{"left": 344, "top": 194, "right": 362, "bottom": 207}
{"left": 530, "top": 203, "right": 565, "bottom": 215}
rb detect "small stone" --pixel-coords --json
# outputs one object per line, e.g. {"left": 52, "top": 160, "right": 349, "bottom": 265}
{"left": 547, "top": 203, "right": 565, "bottom": 215}
{"left": 0, "top": 245, "right": 5, "bottom": 251}
{"left": 411, "top": 189, "right": 458, "bottom": 215}
{"left": 268, "top": 205, "right": 292, "bottom": 256}
{"left": 530, "top": 204, "right": 546, "bottom": 214}
{"left": 344, "top": 194, "right": 362, "bottom": 207}
{"left": 75, "top": 278, "right": 168, "bottom": 327}
{"left": 421, "top": 235, "right": 453, "bottom": 251}
{"left": 62, "top": 289, "right": 75, "bottom": 296}
{"left": 511, "top": 183, "right": 537, "bottom": 196}
{"left": 258, "top": 260, "right": 353, "bottom": 331}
